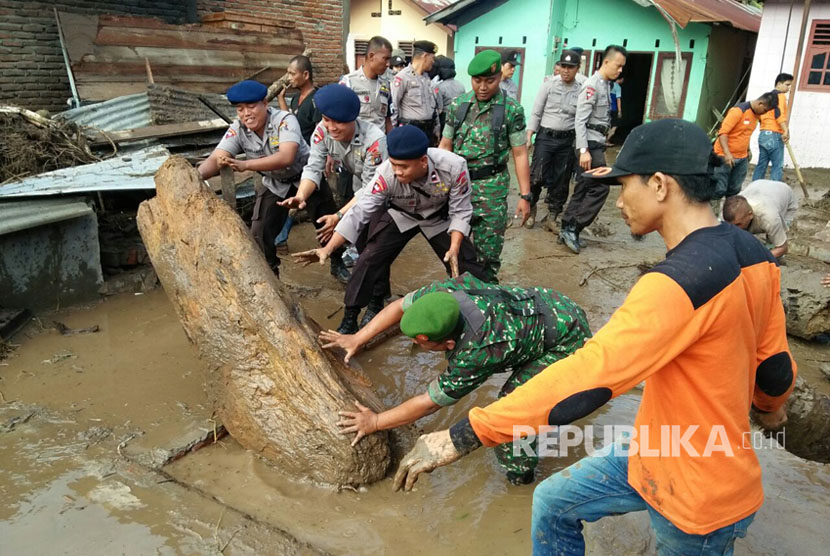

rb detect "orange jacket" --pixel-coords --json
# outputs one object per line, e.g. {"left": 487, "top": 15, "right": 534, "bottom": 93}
{"left": 450, "top": 223, "right": 796, "bottom": 535}
{"left": 714, "top": 102, "right": 758, "bottom": 159}
{"left": 759, "top": 92, "right": 787, "bottom": 133}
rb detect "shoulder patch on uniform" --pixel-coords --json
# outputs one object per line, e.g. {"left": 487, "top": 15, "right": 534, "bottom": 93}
{"left": 312, "top": 125, "right": 324, "bottom": 144}
{"left": 393, "top": 75, "right": 402, "bottom": 87}
{"left": 278, "top": 119, "right": 289, "bottom": 131}
{"left": 586, "top": 86, "right": 596, "bottom": 100}
{"left": 223, "top": 128, "right": 237, "bottom": 139}
{"left": 371, "top": 174, "right": 388, "bottom": 194}
{"left": 367, "top": 139, "right": 383, "bottom": 164}
{"left": 455, "top": 169, "right": 468, "bottom": 194}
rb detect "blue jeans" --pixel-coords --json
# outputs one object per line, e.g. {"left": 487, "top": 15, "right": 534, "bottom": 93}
{"left": 531, "top": 442, "right": 755, "bottom": 555}
{"left": 275, "top": 216, "right": 293, "bottom": 246}
{"left": 752, "top": 131, "right": 784, "bottom": 182}
{"left": 713, "top": 157, "right": 748, "bottom": 199}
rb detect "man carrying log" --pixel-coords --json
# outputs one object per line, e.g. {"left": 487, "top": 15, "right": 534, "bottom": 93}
{"left": 198, "top": 80, "right": 346, "bottom": 281}
{"left": 293, "top": 125, "right": 487, "bottom": 334}
{"left": 393, "top": 119, "right": 796, "bottom": 554}
{"left": 322, "top": 273, "right": 590, "bottom": 485}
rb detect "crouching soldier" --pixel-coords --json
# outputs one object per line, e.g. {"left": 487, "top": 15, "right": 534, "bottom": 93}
{"left": 322, "top": 273, "right": 591, "bottom": 485}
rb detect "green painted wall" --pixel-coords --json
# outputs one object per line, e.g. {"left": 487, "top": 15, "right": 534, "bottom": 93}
{"left": 452, "top": 0, "right": 556, "bottom": 112}
{"left": 451, "top": 0, "right": 717, "bottom": 125}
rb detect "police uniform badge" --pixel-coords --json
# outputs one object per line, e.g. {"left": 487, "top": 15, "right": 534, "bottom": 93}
{"left": 367, "top": 140, "right": 383, "bottom": 165}
{"left": 371, "top": 175, "right": 388, "bottom": 194}
{"left": 223, "top": 128, "right": 237, "bottom": 139}
{"left": 455, "top": 170, "right": 469, "bottom": 195}
{"left": 312, "top": 125, "right": 324, "bottom": 145}
{"left": 586, "top": 86, "right": 596, "bottom": 100}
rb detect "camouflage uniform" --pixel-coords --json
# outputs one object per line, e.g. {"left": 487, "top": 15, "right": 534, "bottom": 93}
{"left": 444, "top": 90, "right": 527, "bottom": 284}
{"left": 402, "top": 273, "right": 591, "bottom": 480}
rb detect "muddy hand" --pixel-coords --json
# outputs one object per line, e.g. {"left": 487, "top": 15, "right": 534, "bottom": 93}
{"left": 337, "top": 402, "right": 378, "bottom": 446}
{"left": 292, "top": 249, "right": 328, "bottom": 267}
{"left": 393, "top": 430, "right": 462, "bottom": 492}
{"left": 316, "top": 214, "right": 339, "bottom": 245}
{"left": 755, "top": 405, "right": 788, "bottom": 430}
{"left": 443, "top": 250, "right": 459, "bottom": 278}
{"left": 319, "top": 329, "right": 362, "bottom": 364}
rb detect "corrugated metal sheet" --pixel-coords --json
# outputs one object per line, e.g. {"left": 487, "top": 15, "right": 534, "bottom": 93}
{"left": 0, "top": 146, "right": 169, "bottom": 198}
{"left": 56, "top": 93, "right": 152, "bottom": 131}
{"left": 0, "top": 199, "right": 94, "bottom": 235}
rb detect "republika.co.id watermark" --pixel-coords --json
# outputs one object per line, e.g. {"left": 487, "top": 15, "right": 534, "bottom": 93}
{"left": 512, "top": 425, "right": 786, "bottom": 458}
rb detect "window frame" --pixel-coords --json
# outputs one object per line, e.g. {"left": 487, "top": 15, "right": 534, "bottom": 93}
{"left": 648, "top": 51, "right": 693, "bottom": 120}
{"left": 799, "top": 19, "right": 830, "bottom": 92}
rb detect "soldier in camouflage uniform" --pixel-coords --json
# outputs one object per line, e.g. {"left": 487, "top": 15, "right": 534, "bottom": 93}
{"left": 323, "top": 272, "right": 591, "bottom": 485}
{"left": 440, "top": 49, "right": 532, "bottom": 284}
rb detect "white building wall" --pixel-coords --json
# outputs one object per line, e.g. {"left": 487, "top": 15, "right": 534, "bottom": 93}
{"left": 748, "top": 1, "right": 830, "bottom": 169}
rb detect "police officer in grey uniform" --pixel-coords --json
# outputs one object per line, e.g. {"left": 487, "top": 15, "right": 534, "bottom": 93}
{"left": 559, "top": 45, "right": 627, "bottom": 254}
{"left": 525, "top": 50, "right": 582, "bottom": 228}
{"left": 293, "top": 126, "right": 486, "bottom": 334}
{"left": 281, "top": 85, "right": 387, "bottom": 239}
{"left": 339, "top": 35, "right": 394, "bottom": 132}
{"left": 199, "top": 80, "right": 343, "bottom": 279}
{"left": 436, "top": 56, "right": 465, "bottom": 131}
{"left": 499, "top": 50, "right": 521, "bottom": 100}
{"left": 392, "top": 40, "right": 442, "bottom": 146}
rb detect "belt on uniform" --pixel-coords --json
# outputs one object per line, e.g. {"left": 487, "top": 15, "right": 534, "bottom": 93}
{"left": 539, "top": 127, "right": 575, "bottom": 138}
{"left": 400, "top": 118, "right": 434, "bottom": 126}
{"left": 586, "top": 123, "right": 610, "bottom": 135}
{"left": 468, "top": 163, "right": 508, "bottom": 181}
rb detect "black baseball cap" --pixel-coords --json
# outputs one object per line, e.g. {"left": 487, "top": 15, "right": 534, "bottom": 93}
{"left": 559, "top": 50, "right": 580, "bottom": 66}
{"left": 502, "top": 50, "right": 521, "bottom": 65}
{"left": 586, "top": 119, "right": 714, "bottom": 182}
{"left": 390, "top": 55, "right": 406, "bottom": 67}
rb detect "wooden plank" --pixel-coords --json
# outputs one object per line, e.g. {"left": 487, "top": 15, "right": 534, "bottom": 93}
{"left": 77, "top": 47, "right": 295, "bottom": 68}
{"left": 87, "top": 118, "right": 228, "bottom": 145}
{"left": 219, "top": 166, "right": 237, "bottom": 209}
{"left": 72, "top": 59, "right": 286, "bottom": 80}
{"left": 94, "top": 25, "right": 302, "bottom": 54}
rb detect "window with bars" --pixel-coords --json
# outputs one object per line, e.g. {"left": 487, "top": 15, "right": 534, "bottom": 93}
{"left": 398, "top": 41, "right": 414, "bottom": 57}
{"left": 354, "top": 40, "right": 369, "bottom": 69}
{"left": 800, "top": 20, "right": 830, "bottom": 91}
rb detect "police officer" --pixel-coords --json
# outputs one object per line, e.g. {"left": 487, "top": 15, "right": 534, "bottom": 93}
{"left": 435, "top": 57, "right": 465, "bottom": 132}
{"left": 440, "top": 49, "right": 532, "bottom": 284}
{"left": 293, "top": 125, "right": 486, "bottom": 334}
{"left": 499, "top": 50, "right": 521, "bottom": 100}
{"left": 278, "top": 85, "right": 387, "bottom": 279}
{"left": 525, "top": 50, "right": 582, "bottom": 229}
{"left": 559, "top": 44, "right": 627, "bottom": 254}
{"left": 339, "top": 36, "right": 394, "bottom": 132}
{"left": 322, "top": 273, "right": 590, "bottom": 485}
{"left": 199, "top": 80, "right": 346, "bottom": 280}
{"left": 392, "top": 40, "right": 442, "bottom": 146}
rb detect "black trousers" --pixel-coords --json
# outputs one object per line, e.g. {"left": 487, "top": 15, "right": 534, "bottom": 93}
{"left": 530, "top": 131, "right": 576, "bottom": 214}
{"left": 344, "top": 211, "right": 486, "bottom": 308}
{"left": 561, "top": 141, "right": 609, "bottom": 233}
{"left": 251, "top": 180, "right": 343, "bottom": 273}
{"left": 400, "top": 118, "right": 439, "bottom": 147}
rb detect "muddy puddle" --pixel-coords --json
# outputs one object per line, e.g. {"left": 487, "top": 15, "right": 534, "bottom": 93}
{"left": 2, "top": 187, "right": 829, "bottom": 554}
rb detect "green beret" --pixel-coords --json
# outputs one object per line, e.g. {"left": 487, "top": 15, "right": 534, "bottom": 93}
{"left": 400, "top": 292, "right": 461, "bottom": 342}
{"left": 468, "top": 50, "right": 502, "bottom": 77}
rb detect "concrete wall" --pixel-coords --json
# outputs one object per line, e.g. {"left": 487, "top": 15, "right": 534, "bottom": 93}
{"left": 696, "top": 26, "right": 756, "bottom": 132}
{"left": 0, "top": 202, "right": 103, "bottom": 311}
{"left": 0, "top": 0, "right": 345, "bottom": 113}
{"left": 748, "top": 0, "right": 830, "bottom": 168}
{"left": 349, "top": 0, "right": 452, "bottom": 71}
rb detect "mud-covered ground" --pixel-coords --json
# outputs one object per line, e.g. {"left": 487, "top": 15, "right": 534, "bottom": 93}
{"left": 1, "top": 166, "right": 829, "bottom": 555}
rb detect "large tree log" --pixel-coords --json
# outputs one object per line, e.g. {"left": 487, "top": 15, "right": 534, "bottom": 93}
{"left": 136, "top": 156, "right": 391, "bottom": 486}
{"left": 780, "top": 255, "right": 830, "bottom": 340}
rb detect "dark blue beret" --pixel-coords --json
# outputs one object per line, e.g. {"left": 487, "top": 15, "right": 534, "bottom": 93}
{"left": 226, "top": 80, "right": 267, "bottom": 103}
{"left": 314, "top": 84, "right": 360, "bottom": 122}
{"left": 387, "top": 125, "right": 429, "bottom": 159}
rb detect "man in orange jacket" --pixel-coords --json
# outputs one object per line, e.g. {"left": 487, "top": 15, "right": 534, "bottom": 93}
{"left": 393, "top": 119, "right": 796, "bottom": 555}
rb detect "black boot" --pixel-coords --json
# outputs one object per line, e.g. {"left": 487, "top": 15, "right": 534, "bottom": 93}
{"left": 359, "top": 295, "right": 385, "bottom": 328}
{"left": 506, "top": 469, "right": 535, "bottom": 485}
{"left": 330, "top": 256, "right": 351, "bottom": 285}
{"left": 337, "top": 307, "right": 361, "bottom": 334}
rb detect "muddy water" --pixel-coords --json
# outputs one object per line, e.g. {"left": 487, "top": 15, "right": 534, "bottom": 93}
{"left": 2, "top": 189, "right": 830, "bottom": 554}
